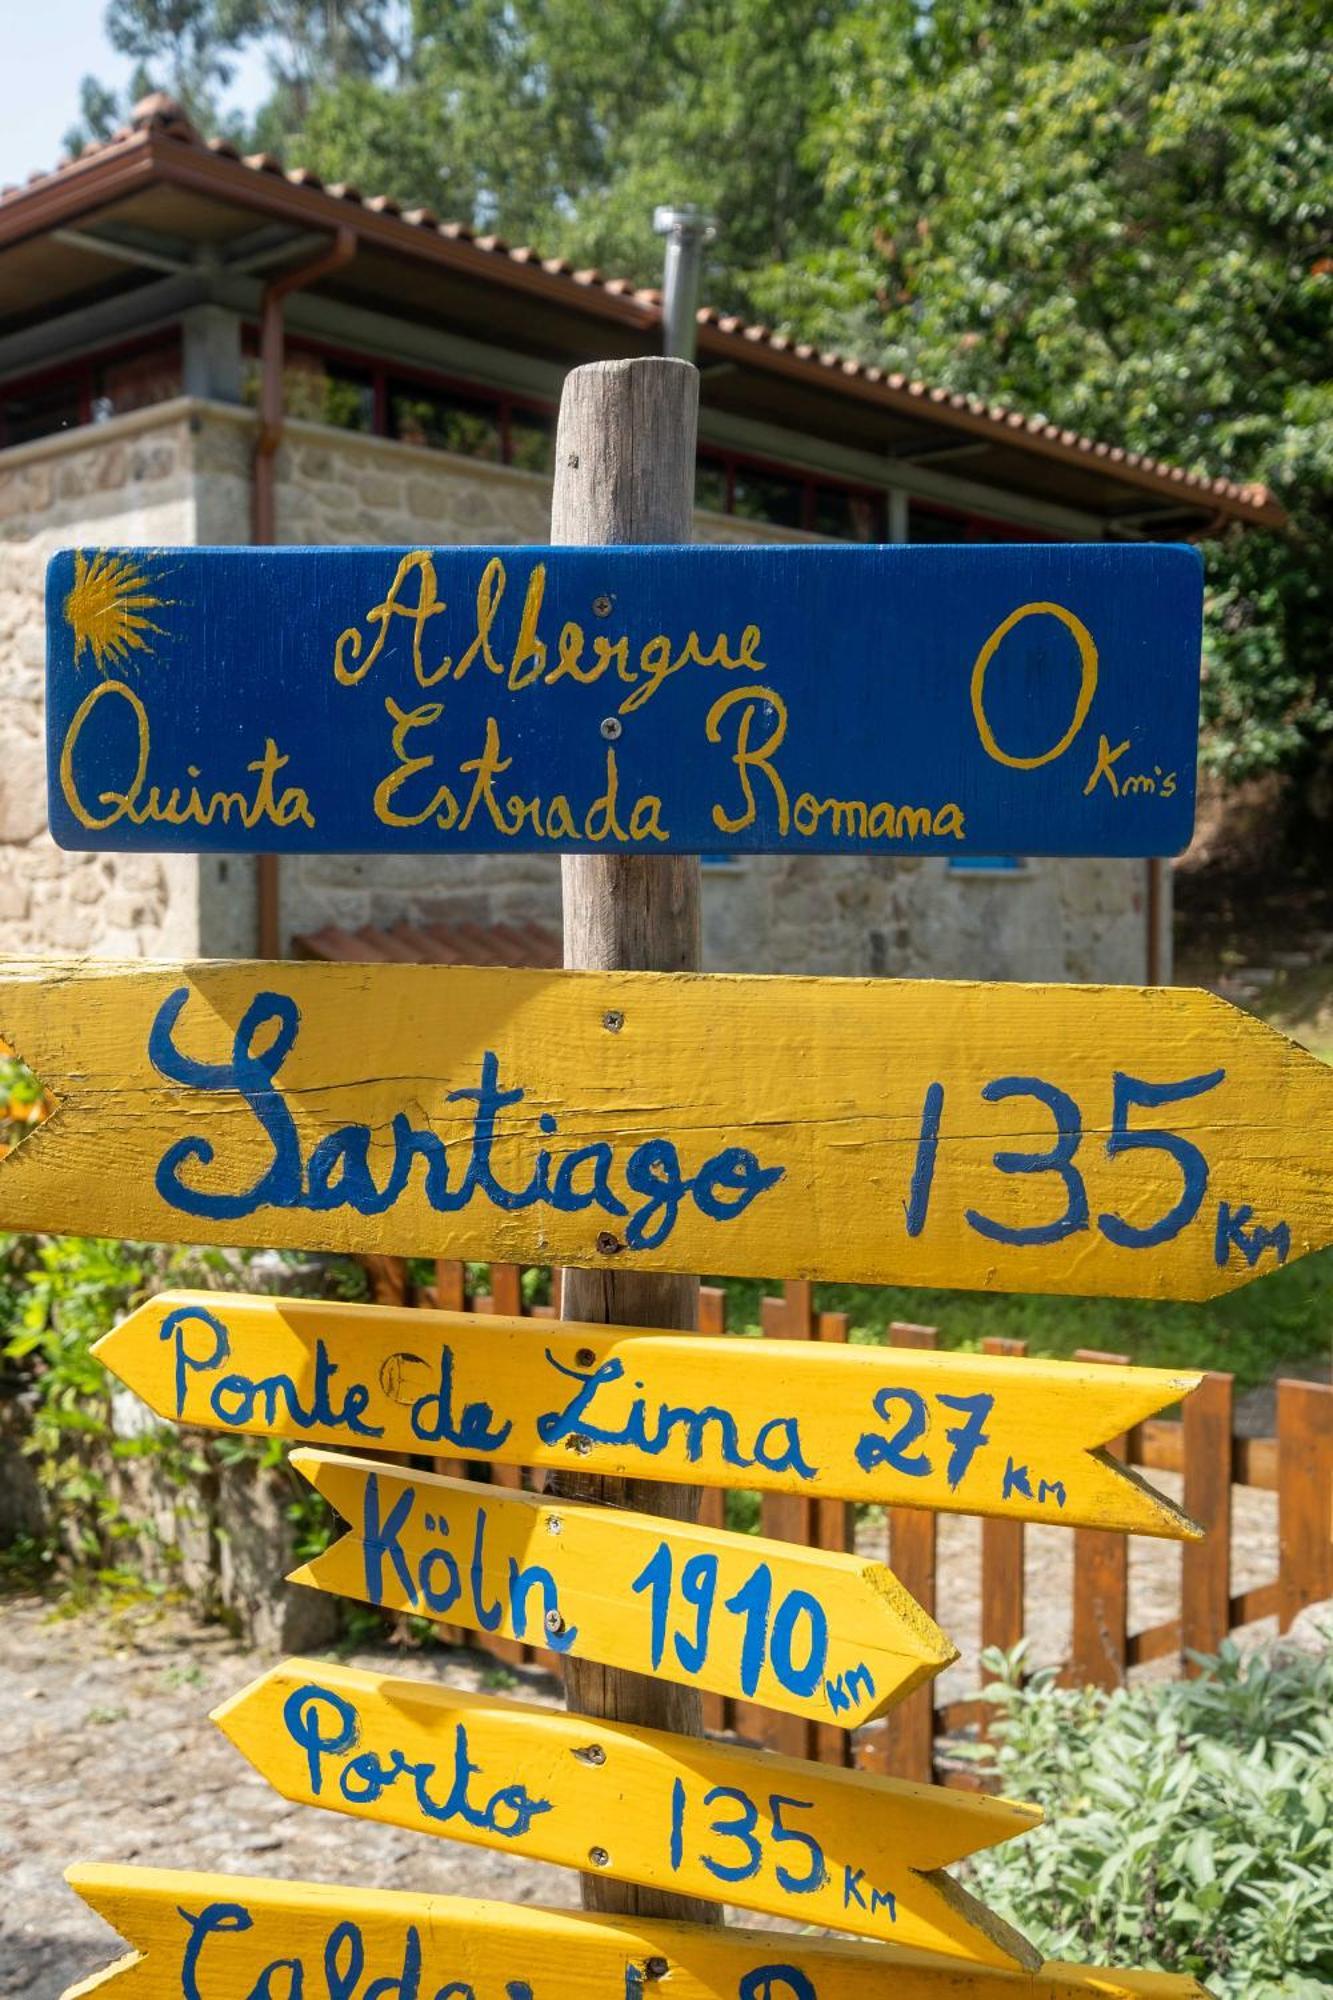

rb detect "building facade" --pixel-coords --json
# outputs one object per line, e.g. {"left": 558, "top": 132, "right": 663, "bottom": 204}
{"left": 0, "top": 96, "right": 1282, "bottom": 982}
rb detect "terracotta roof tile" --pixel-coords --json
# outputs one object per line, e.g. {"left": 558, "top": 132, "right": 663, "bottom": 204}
{"left": 0, "top": 93, "right": 1282, "bottom": 527}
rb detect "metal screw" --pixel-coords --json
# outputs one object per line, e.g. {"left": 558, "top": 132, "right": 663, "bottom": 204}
{"left": 566, "top": 1432, "right": 593, "bottom": 1456}
{"left": 593, "top": 594, "right": 613, "bottom": 616}
{"left": 600, "top": 715, "right": 622, "bottom": 741}
{"left": 596, "top": 1231, "right": 623, "bottom": 1256}
{"left": 602, "top": 1009, "right": 624, "bottom": 1033}
{"left": 575, "top": 1346, "right": 597, "bottom": 1367}
{"left": 588, "top": 1846, "right": 610, "bottom": 1867}
{"left": 644, "top": 1959, "right": 670, "bottom": 1982}
{"left": 544, "top": 1609, "right": 565, "bottom": 1636}
{"left": 572, "top": 1743, "right": 606, "bottom": 1766}
{"left": 545, "top": 1514, "right": 563, "bottom": 1536}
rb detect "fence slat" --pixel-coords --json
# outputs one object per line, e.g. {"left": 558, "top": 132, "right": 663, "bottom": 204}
{"left": 362, "top": 1254, "right": 411, "bottom": 1306}
{"left": 1069, "top": 1348, "right": 1130, "bottom": 1691}
{"left": 1279, "top": 1380, "right": 1333, "bottom": 1631}
{"left": 434, "top": 1259, "right": 467, "bottom": 1312}
{"left": 980, "top": 1336, "right": 1027, "bottom": 1663}
{"left": 697, "top": 1286, "right": 727, "bottom": 1337}
{"left": 1182, "top": 1370, "right": 1233, "bottom": 1669}
{"left": 876, "top": 1322, "right": 938, "bottom": 1783}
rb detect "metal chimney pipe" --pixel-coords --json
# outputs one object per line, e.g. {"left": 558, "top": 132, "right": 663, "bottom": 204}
{"left": 652, "top": 204, "right": 716, "bottom": 362}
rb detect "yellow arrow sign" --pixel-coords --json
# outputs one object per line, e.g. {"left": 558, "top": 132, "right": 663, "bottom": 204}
{"left": 0, "top": 957, "right": 1322, "bottom": 1301}
{"left": 212, "top": 1659, "right": 1040, "bottom": 1967}
{"left": 98, "top": 1291, "right": 1200, "bottom": 1538}
{"left": 63, "top": 1863, "right": 1217, "bottom": 1998}
{"left": 289, "top": 1449, "right": 956, "bottom": 1727}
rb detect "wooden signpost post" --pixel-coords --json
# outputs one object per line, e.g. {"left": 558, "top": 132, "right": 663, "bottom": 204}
{"left": 287, "top": 1449, "right": 959, "bottom": 1724}
{"left": 64, "top": 1865, "right": 1216, "bottom": 1998}
{"left": 0, "top": 955, "right": 1325, "bottom": 1300}
{"left": 38, "top": 358, "right": 1255, "bottom": 2000}
{"left": 96, "top": 1291, "right": 1202, "bottom": 1536}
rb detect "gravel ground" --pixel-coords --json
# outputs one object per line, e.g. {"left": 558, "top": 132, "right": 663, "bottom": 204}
{"left": 0, "top": 1600, "right": 579, "bottom": 1999}
{"left": 0, "top": 1441, "right": 1294, "bottom": 1998}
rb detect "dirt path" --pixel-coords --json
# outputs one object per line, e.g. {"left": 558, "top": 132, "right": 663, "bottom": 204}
{"left": 0, "top": 1597, "right": 578, "bottom": 1999}
{"left": 0, "top": 1454, "right": 1288, "bottom": 1998}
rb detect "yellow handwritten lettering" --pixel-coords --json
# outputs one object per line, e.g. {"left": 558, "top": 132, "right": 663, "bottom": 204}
{"left": 971, "top": 601, "right": 1098, "bottom": 769}
{"left": 1083, "top": 732, "right": 1132, "bottom": 798}
{"left": 373, "top": 698, "right": 459, "bottom": 828}
{"left": 449, "top": 558, "right": 507, "bottom": 682}
{"left": 59, "top": 679, "right": 312, "bottom": 832}
{"left": 60, "top": 678, "right": 149, "bottom": 830}
{"left": 706, "top": 684, "right": 790, "bottom": 835}
{"left": 506, "top": 563, "right": 549, "bottom": 692}
{"left": 629, "top": 794, "right": 668, "bottom": 842}
{"left": 457, "top": 715, "right": 514, "bottom": 833}
{"left": 334, "top": 551, "right": 447, "bottom": 688}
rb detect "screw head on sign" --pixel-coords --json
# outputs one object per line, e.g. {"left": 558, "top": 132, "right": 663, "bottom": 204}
{"left": 544, "top": 1609, "right": 565, "bottom": 1636}
{"left": 566, "top": 1432, "right": 593, "bottom": 1456}
{"left": 589, "top": 1847, "right": 610, "bottom": 1867}
{"left": 545, "top": 1514, "right": 563, "bottom": 1535}
{"left": 575, "top": 1346, "right": 596, "bottom": 1367}
{"left": 645, "top": 1959, "right": 670, "bottom": 1982}
{"left": 602, "top": 1009, "right": 624, "bottom": 1033}
{"left": 595, "top": 1231, "right": 623, "bottom": 1255}
{"left": 593, "top": 594, "right": 612, "bottom": 616}
{"left": 575, "top": 1743, "right": 607, "bottom": 1766}
{"left": 600, "top": 715, "right": 622, "bottom": 741}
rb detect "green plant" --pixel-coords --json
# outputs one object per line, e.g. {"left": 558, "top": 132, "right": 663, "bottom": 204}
{"left": 962, "top": 1636, "right": 1333, "bottom": 1997}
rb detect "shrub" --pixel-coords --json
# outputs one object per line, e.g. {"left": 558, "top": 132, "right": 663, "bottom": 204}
{"left": 963, "top": 1636, "right": 1333, "bottom": 1998}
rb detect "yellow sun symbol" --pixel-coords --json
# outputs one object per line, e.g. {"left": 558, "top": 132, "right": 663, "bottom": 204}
{"left": 64, "top": 550, "right": 168, "bottom": 674}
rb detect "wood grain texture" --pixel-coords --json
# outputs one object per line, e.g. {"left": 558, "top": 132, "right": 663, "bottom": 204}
{"left": 211, "top": 1658, "right": 1041, "bottom": 1966}
{"left": 981, "top": 1338, "right": 1027, "bottom": 1665}
{"left": 44, "top": 540, "right": 1203, "bottom": 858}
{"left": 3, "top": 957, "right": 1324, "bottom": 1303}
{"left": 551, "top": 354, "right": 709, "bottom": 1923}
{"left": 288, "top": 1449, "right": 955, "bottom": 1724}
{"left": 97, "top": 1290, "right": 1201, "bottom": 1536}
{"left": 1181, "top": 1371, "right": 1232, "bottom": 1669}
{"left": 62, "top": 1864, "right": 1218, "bottom": 1998}
{"left": 1069, "top": 1352, "right": 1130, "bottom": 1692}
{"left": 1278, "top": 1380, "right": 1333, "bottom": 1630}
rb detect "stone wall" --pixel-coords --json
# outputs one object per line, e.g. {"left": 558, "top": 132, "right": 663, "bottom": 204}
{"left": 0, "top": 403, "right": 207, "bottom": 958}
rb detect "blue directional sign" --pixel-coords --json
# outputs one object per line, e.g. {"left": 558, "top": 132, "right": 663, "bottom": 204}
{"left": 46, "top": 542, "right": 1201, "bottom": 856}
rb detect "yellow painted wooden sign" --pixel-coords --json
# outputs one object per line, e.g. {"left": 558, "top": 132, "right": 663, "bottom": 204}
{"left": 0, "top": 958, "right": 1323, "bottom": 1301}
{"left": 212, "top": 1658, "right": 1041, "bottom": 1967}
{"left": 289, "top": 1449, "right": 955, "bottom": 1727}
{"left": 99, "top": 1292, "right": 1200, "bottom": 1537}
{"left": 63, "top": 1864, "right": 1218, "bottom": 1998}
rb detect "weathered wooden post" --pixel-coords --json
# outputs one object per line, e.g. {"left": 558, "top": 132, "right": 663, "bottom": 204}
{"left": 549, "top": 354, "right": 716, "bottom": 1923}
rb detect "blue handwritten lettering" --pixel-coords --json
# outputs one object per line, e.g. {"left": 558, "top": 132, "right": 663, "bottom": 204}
{"left": 162, "top": 1303, "right": 383, "bottom": 1439}
{"left": 535, "top": 1352, "right": 814, "bottom": 1478}
{"left": 148, "top": 990, "right": 783, "bottom": 1250}
{"left": 281, "top": 1682, "right": 552, "bottom": 1838}
{"left": 1214, "top": 1201, "right": 1291, "bottom": 1270}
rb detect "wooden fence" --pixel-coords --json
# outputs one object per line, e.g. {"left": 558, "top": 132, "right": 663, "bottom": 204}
{"left": 362, "top": 1257, "right": 1333, "bottom": 1785}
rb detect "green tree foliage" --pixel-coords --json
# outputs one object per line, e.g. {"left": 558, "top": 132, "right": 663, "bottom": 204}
{"left": 283, "top": 0, "right": 844, "bottom": 306}
{"left": 759, "top": 0, "right": 1333, "bottom": 788}
{"left": 64, "top": 2, "right": 1328, "bottom": 784}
